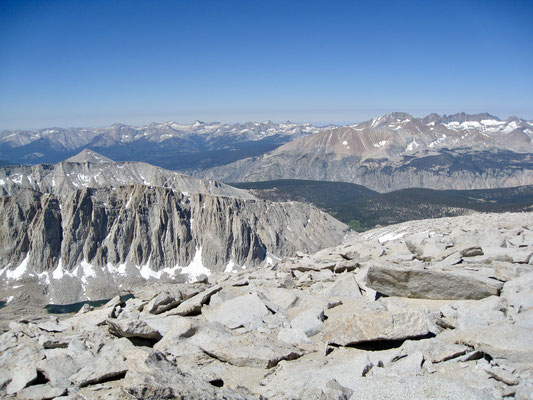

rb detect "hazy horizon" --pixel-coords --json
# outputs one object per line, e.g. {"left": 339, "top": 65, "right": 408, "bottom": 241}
{"left": 2, "top": 108, "right": 531, "bottom": 132}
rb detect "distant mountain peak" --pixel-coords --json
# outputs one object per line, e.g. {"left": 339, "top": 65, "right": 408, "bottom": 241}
{"left": 65, "top": 149, "right": 114, "bottom": 163}
{"left": 383, "top": 112, "right": 413, "bottom": 121}
{"left": 443, "top": 112, "right": 500, "bottom": 123}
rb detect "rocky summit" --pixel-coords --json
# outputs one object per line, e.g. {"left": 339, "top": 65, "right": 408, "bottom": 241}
{"left": 1, "top": 211, "right": 532, "bottom": 399}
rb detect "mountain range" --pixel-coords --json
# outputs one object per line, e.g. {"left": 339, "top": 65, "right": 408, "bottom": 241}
{"left": 0, "top": 121, "right": 321, "bottom": 170}
{"left": 3, "top": 112, "right": 531, "bottom": 192}
{"left": 196, "top": 112, "right": 533, "bottom": 191}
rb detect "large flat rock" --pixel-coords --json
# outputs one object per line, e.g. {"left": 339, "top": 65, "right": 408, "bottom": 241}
{"left": 203, "top": 293, "right": 270, "bottom": 330}
{"left": 260, "top": 352, "right": 373, "bottom": 399}
{"left": 200, "top": 334, "right": 303, "bottom": 368}
{"left": 367, "top": 265, "right": 503, "bottom": 300}
{"left": 347, "top": 376, "right": 493, "bottom": 400}
{"left": 107, "top": 318, "right": 163, "bottom": 340}
{"left": 323, "top": 306, "right": 430, "bottom": 346}
{"left": 441, "top": 320, "right": 533, "bottom": 364}
{"left": 168, "top": 285, "right": 222, "bottom": 316}
{"left": 123, "top": 349, "right": 254, "bottom": 399}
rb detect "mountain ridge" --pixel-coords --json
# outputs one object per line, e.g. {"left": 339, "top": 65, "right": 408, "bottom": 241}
{"left": 0, "top": 120, "right": 323, "bottom": 170}
{"left": 0, "top": 153, "right": 350, "bottom": 303}
{"left": 194, "top": 112, "right": 533, "bottom": 192}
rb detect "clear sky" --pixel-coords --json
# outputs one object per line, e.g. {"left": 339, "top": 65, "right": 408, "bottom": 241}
{"left": 1, "top": 0, "right": 532, "bottom": 129}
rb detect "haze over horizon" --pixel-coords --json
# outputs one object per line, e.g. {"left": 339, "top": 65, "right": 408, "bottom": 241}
{"left": 1, "top": 0, "right": 532, "bottom": 130}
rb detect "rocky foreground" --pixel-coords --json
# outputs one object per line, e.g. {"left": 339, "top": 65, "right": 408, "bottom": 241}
{"left": 1, "top": 211, "right": 533, "bottom": 399}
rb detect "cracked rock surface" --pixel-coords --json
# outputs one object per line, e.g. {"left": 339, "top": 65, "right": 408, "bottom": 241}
{"left": 1, "top": 211, "right": 532, "bottom": 399}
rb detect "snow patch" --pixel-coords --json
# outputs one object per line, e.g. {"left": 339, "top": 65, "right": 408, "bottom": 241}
{"left": 481, "top": 119, "right": 505, "bottom": 127}
{"left": 428, "top": 134, "right": 447, "bottom": 148}
{"left": 80, "top": 260, "right": 97, "bottom": 284}
{"left": 6, "top": 254, "right": 29, "bottom": 280}
{"left": 373, "top": 140, "right": 387, "bottom": 148}
{"left": 52, "top": 260, "right": 65, "bottom": 280}
{"left": 378, "top": 230, "right": 407, "bottom": 244}
{"left": 139, "top": 256, "right": 161, "bottom": 280}
{"left": 406, "top": 139, "right": 420, "bottom": 151}
{"left": 107, "top": 262, "right": 128, "bottom": 276}
{"left": 38, "top": 271, "right": 50, "bottom": 285}
{"left": 266, "top": 253, "right": 281, "bottom": 266}
{"left": 224, "top": 260, "right": 237, "bottom": 273}
{"left": 180, "top": 247, "right": 210, "bottom": 282}
{"left": 11, "top": 174, "right": 23, "bottom": 184}
{"left": 502, "top": 121, "right": 519, "bottom": 133}
{"left": 125, "top": 193, "right": 133, "bottom": 208}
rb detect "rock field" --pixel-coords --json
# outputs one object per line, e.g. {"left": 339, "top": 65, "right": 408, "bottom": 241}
{"left": 1, "top": 211, "right": 533, "bottom": 399}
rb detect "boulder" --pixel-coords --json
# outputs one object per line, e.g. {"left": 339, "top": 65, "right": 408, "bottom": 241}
{"left": 36, "top": 351, "right": 89, "bottom": 387}
{"left": 277, "top": 328, "right": 311, "bottom": 346}
{"left": 203, "top": 293, "right": 270, "bottom": 330}
{"left": 153, "top": 318, "right": 197, "bottom": 354}
{"left": 460, "top": 246, "right": 484, "bottom": 257}
{"left": 367, "top": 265, "right": 503, "bottom": 300}
{"left": 320, "top": 274, "right": 362, "bottom": 298}
{"left": 143, "top": 315, "right": 192, "bottom": 337}
{"left": 6, "top": 364, "right": 38, "bottom": 395}
{"left": 280, "top": 258, "right": 336, "bottom": 273}
{"left": 70, "top": 355, "right": 128, "bottom": 387}
{"left": 290, "top": 307, "right": 325, "bottom": 337}
{"left": 167, "top": 285, "right": 222, "bottom": 316}
{"left": 347, "top": 376, "right": 492, "bottom": 400}
{"left": 300, "top": 379, "right": 354, "bottom": 400}
{"left": 260, "top": 352, "right": 373, "bottom": 399}
{"left": 16, "top": 384, "right": 66, "bottom": 400}
{"left": 261, "top": 288, "right": 298, "bottom": 310}
{"left": 144, "top": 290, "right": 183, "bottom": 314}
{"left": 123, "top": 349, "right": 252, "bottom": 399}
{"left": 37, "top": 318, "right": 69, "bottom": 333}
{"left": 442, "top": 320, "right": 533, "bottom": 364}
{"left": 323, "top": 306, "right": 430, "bottom": 346}
{"left": 372, "top": 351, "right": 425, "bottom": 377}
{"left": 483, "top": 365, "right": 519, "bottom": 386}
{"left": 107, "top": 318, "right": 162, "bottom": 340}
{"left": 200, "top": 334, "right": 303, "bottom": 368}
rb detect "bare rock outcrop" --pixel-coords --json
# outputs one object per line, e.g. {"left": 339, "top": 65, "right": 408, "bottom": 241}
{"left": 1, "top": 211, "right": 532, "bottom": 399}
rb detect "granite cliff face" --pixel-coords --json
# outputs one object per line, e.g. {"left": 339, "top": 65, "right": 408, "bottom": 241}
{"left": 195, "top": 113, "right": 533, "bottom": 192}
{"left": 0, "top": 153, "right": 349, "bottom": 304}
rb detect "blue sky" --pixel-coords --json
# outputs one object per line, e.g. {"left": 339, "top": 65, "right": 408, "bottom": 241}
{"left": 1, "top": 0, "right": 532, "bottom": 129}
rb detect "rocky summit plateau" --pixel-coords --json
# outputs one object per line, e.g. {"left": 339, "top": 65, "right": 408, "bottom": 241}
{"left": 1, "top": 210, "right": 533, "bottom": 399}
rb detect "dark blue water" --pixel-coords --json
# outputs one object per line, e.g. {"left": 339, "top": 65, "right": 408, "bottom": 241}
{"left": 44, "top": 294, "right": 134, "bottom": 314}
